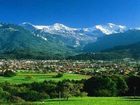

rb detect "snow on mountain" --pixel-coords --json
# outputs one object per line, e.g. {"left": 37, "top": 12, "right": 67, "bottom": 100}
{"left": 95, "top": 23, "right": 127, "bottom": 35}
{"left": 35, "top": 23, "right": 77, "bottom": 31}
{"left": 135, "top": 27, "right": 140, "bottom": 30}
{"left": 34, "top": 23, "right": 80, "bottom": 37}
{"left": 21, "top": 22, "right": 128, "bottom": 36}
{"left": 21, "top": 22, "right": 129, "bottom": 47}
{"left": 21, "top": 22, "right": 97, "bottom": 46}
{"left": 21, "top": 22, "right": 36, "bottom": 31}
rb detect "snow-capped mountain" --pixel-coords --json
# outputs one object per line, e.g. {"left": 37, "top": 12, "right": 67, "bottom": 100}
{"left": 1, "top": 22, "right": 139, "bottom": 59}
{"left": 34, "top": 23, "right": 79, "bottom": 34}
{"left": 21, "top": 22, "right": 97, "bottom": 47}
{"left": 94, "top": 23, "right": 127, "bottom": 35}
{"left": 22, "top": 22, "right": 79, "bottom": 35}
{"left": 21, "top": 22, "right": 129, "bottom": 47}
{"left": 22, "top": 22, "right": 128, "bottom": 36}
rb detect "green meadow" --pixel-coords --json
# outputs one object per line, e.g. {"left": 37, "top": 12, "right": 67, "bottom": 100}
{"left": 27, "top": 97, "right": 140, "bottom": 105}
{"left": 0, "top": 71, "right": 90, "bottom": 84}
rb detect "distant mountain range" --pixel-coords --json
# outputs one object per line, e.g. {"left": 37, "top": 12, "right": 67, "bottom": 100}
{"left": 21, "top": 22, "right": 128, "bottom": 48}
{"left": 68, "top": 41, "right": 140, "bottom": 60}
{"left": 0, "top": 23, "right": 76, "bottom": 59}
{"left": 0, "top": 22, "right": 140, "bottom": 59}
{"left": 21, "top": 22, "right": 96, "bottom": 48}
{"left": 22, "top": 22, "right": 127, "bottom": 35}
{"left": 83, "top": 30, "right": 140, "bottom": 52}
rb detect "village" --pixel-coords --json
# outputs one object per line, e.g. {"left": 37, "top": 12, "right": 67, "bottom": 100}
{"left": 0, "top": 59, "right": 139, "bottom": 76}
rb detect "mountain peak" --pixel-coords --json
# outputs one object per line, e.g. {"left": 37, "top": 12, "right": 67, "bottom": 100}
{"left": 52, "top": 23, "right": 72, "bottom": 30}
{"left": 21, "top": 22, "right": 36, "bottom": 31}
{"left": 22, "top": 22, "right": 34, "bottom": 26}
{"left": 53, "top": 23, "right": 66, "bottom": 27}
{"left": 107, "top": 23, "right": 117, "bottom": 28}
{"left": 95, "top": 23, "right": 127, "bottom": 35}
{"left": 21, "top": 22, "right": 130, "bottom": 37}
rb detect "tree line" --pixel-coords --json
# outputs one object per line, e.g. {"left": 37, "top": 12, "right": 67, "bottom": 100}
{"left": 0, "top": 74, "right": 140, "bottom": 103}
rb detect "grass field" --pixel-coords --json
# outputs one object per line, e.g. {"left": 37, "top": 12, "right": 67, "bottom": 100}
{"left": 0, "top": 71, "right": 90, "bottom": 84}
{"left": 26, "top": 97, "right": 140, "bottom": 105}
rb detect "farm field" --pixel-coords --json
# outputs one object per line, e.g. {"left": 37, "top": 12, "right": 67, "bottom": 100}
{"left": 29, "top": 97, "right": 140, "bottom": 105}
{"left": 0, "top": 71, "right": 90, "bottom": 84}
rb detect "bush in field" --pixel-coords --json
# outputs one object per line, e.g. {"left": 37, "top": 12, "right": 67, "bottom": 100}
{"left": 3, "top": 70, "right": 16, "bottom": 77}
{"left": 30, "top": 81, "right": 58, "bottom": 98}
{"left": 0, "top": 87, "right": 11, "bottom": 102}
{"left": 94, "top": 89, "right": 113, "bottom": 96}
{"left": 58, "top": 82, "right": 73, "bottom": 100}
{"left": 25, "top": 75, "right": 34, "bottom": 80}
{"left": 56, "top": 80, "right": 86, "bottom": 100}
{"left": 54, "top": 73, "right": 63, "bottom": 78}
{"left": 79, "top": 92, "right": 88, "bottom": 97}
{"left": 49, "top": 91, "right": 58, "bottom": 98}
{"left": 18, "top": 90, "right": 48, "bottom": 101}
{"left": 8, "top": 96, "right": 25, "bottom": 103}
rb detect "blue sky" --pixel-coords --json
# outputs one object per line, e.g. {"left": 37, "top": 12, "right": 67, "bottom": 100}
{"left": 0, "top": 0, "right": 140, "bottom": 28}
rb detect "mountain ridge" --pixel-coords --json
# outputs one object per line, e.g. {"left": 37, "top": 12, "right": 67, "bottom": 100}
{"left": 83, "top": 30, "right": 140, "bottom": 52}
{"left": 0, "top": 22, "right": 140, "bottom": 60}
{"left": 0, "top": 23, "right": 77, "bottom": 59}
{"left": 68, "top": 41, "right": 140, "bottom": 60}
{"left": 21, "top": 22, "right": 129, "bottom": 36}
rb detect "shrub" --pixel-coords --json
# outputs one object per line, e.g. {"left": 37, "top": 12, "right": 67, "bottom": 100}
{"left": 79, "top": 92, "right": 88, "bottom": 97}
{"left": 94, "top": 89, "right": 112, "bottom": 96}
{"left": 8, "top": 96, "right": 25, "bottom": 103}
{"left": 3, "top": 70, "right": 16, "bottom": 77}
{"left": 0, "top": 87, "right": 11, "bottom": 102}
{"left": 18, "top": 90, "right": 49, "bottom": 101}
{"left": 54, "top": 73, "right": 63, "bottom": 78}
{"left": 25, "top": 75, "right": 33, "bottom": 80}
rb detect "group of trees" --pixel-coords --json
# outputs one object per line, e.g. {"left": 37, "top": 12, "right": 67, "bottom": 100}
{"left": 0, "top": 80, "right": 86, "bottom": 103}
{"left": 84, "top": 75, "right": 140, "bottom": 97}
{"left": 0, "top": 74, "right": 140, "bottom": 103}
{"left": 84, "top": 75, "right": 128, "bottom": 96}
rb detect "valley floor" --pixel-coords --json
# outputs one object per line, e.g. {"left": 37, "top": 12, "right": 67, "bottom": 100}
{"left": 26, "top": 97, "right": 140, "bottom": 105}
{"left": 0, "top": 71, "right": 90, "bottom": 84}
